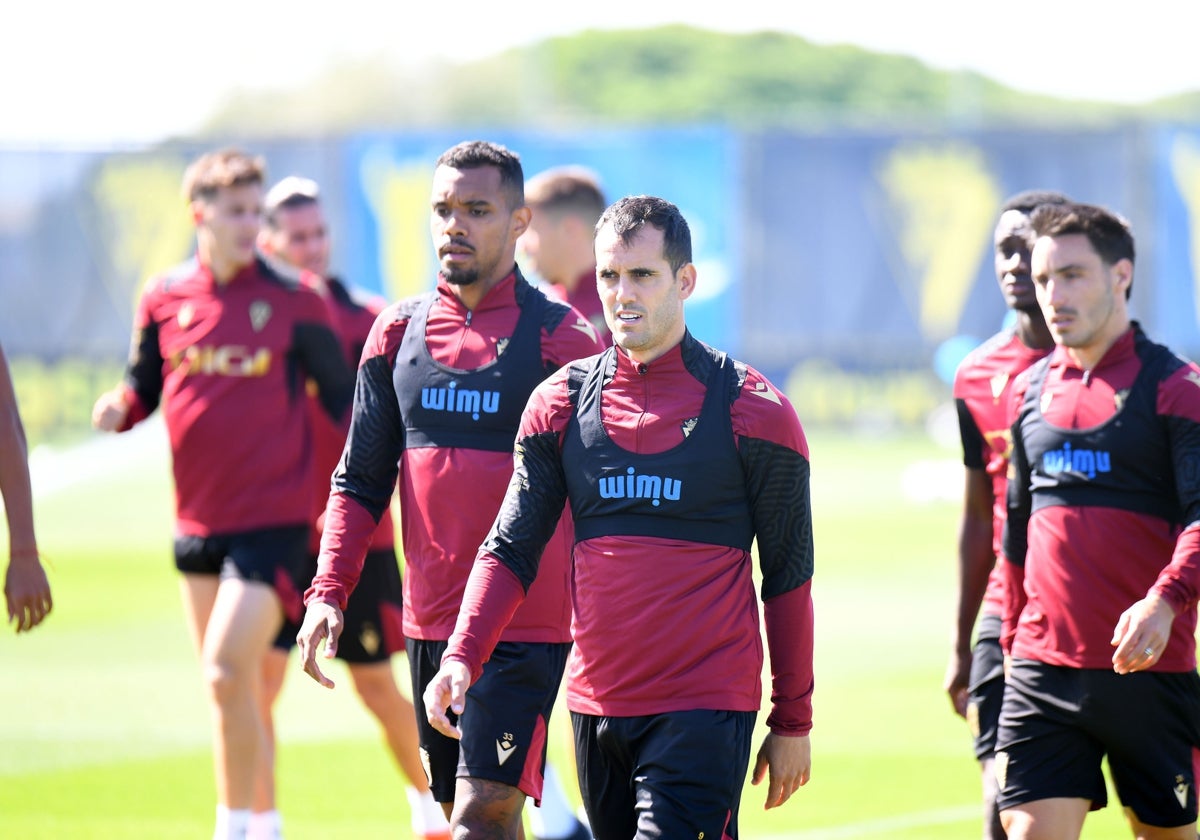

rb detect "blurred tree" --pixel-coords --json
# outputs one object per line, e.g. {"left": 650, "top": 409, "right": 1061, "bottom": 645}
{"left": 199, "top": 26, "right": 1135, "bottom": 138}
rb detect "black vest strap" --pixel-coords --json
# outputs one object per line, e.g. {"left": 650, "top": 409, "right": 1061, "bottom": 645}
{"left": 562, "top": 338, "right": 754, "bottom": 551}
{"left": 394, "top": 281, "right": 550, "bottom": 452}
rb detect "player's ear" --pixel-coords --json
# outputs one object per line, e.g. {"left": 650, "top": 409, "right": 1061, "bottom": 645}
{"left": 676, "top": 263, "right": 697, "bottom": 301}
{"left": 512, "top": 205, "right": 532, "bottom": 240}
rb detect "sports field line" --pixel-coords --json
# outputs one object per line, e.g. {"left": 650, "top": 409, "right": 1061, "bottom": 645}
{"left": 758, "top": 804, "right": 979, "bottom": 839}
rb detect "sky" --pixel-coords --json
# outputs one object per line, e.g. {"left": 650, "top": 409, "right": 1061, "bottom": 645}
{"left": 5, "top": 0, "right": 1197, "bottom": 147}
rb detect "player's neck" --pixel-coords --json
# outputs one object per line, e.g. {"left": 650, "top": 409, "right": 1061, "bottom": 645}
{"left": 1013, "top": 308, "right": 1054, "bottom": 352}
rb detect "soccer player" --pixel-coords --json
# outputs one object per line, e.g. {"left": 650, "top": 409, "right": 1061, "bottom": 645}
{"left": 256, "top": 176, "right": 449, "bottom": 840}
{"left": 997, "top": 201, "right": 1200, "bottom": 840}
{"left": 296, "top": 141, "right": 603, "bottom": 839}
{"left": 424, "top": 195, "right": 814, "bottom": 839}
{"left": 521, "top": 166, "right": 610, "bottom": 342}
{"left": 944, "top": 190, "right": 1068, "bottom": 840}
{"left": 0, "top": 339, "right": 52, "bottom": 633}
{"left": 91, "top": 149, "right": 355, "bottom": 840}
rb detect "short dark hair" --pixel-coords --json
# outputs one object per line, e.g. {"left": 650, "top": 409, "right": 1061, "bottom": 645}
{"left": 1000, "top": 189, "right": 1071, "bottom": 215}
{"left": 435, "top": 140, "right": 525, "bottom": 210}
{"left": 182, "top": 148, "right": 265, "bottom": 203}
{"left": 595, "top": 195, "right": 692, "bottom": 274}
{"left": 262, "top": 175, "right": 320, "bottom": 229}
{"left": 526, "top": 166, "right": 607, "bottom": 224}
{"left": 1031, "top": 201, "right": 1136, "bottom": 298}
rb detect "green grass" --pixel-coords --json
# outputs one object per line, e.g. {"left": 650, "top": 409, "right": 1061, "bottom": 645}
{"left": 1, "top": 424, "right": 1135, "bottom": 838}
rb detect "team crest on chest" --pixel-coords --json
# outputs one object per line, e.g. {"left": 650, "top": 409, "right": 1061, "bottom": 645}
{"left": 1114, "top": 388, "right": 1130, "bottom": 412}
{"left": 177, "top": 302, "right": 196, "bottom": 329}
{"left": 680, "top": 417, "right": 699, "bottom": 438}
{"left": 496, "top": 337, "right": 510, "bottom": 356}
{"left": 249, "top": 301, "right": 272, "bottom": 332}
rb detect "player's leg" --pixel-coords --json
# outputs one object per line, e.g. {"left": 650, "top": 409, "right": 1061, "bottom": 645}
{"left": 1099, "top": 671, "right": 1200, "bottom": 840}
{"left": 452, "top": 777, "right": 527, "bottom": 838}
{"left": 249, "top": 645, "right": 291, "bottom": 839}
{"left": 995, "top": 660, "right": 1106, "bottom": 840}
{"left": 572, "top": 711, "right": 637, "bottom": 840}
{"left": 176, "top": 537, "right": 251, "bottom": 838}
{"left": 247, "top": 547, "right": 315, "bottom": 840}
{"left": 342, "top": 549, "right": 449, "bottom": 837}
{"left": 454, "top": 641, "right": 571, "bottom": 838}
{"left": 627, "top": 709, "right": 755, "bottom": 840}
{"left": 175, "top": 534, "right": 222, "bottom": 653}
{"left": 202, "top": 526, "right": 304, "bottom": 829}
{"left": 203, "top": 576, "right": 283, "bottom": 813}
{"left": 408, "top": 637, "right": 463, "bottom": 822}
{"left": 347, "top": 660, "right": 449, "bottom": 838}
{"left": 1000, "top": 798, "right": 1089, "bottom": 840}
{"left": 968, "top": 615, "right": 1008, "bottom": 840}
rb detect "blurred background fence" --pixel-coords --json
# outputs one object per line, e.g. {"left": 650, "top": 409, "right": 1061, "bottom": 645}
{"left": 5, "top": 121, "right": 1200, "bottom": 442}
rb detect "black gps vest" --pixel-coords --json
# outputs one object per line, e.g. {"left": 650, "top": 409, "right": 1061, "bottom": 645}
{"left": 394, "top": 279, "right": 554, "bottom": 452}
{"left": 1015, "top": 325, "right": 1183, "bottom": 524}
{"left": 560, "top": 338, "right": 754, "bottom": 550}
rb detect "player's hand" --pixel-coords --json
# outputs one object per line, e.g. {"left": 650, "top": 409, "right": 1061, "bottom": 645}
{"left": 5, "top": 554, "right": 52, "bottom": 632}
{"left": 943, "top": 648, "right": 971, "bottom": 718}
{"left": 423, "top": 661, "right": 471, "bottom": 740}
{"left": 91, "top": 389, "right": 129, "bottom": 432}
{"left": 1111, "top": 594, "right": 1174, "bottom": 674}
{"left": 751, "top": 731, "right": 810, "bottom": 809}
{"left": 296, "top": 601, "right": 344, "bottom": 688}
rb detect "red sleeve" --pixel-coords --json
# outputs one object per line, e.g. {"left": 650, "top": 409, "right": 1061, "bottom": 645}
{"left": 304, "top": 491, "right": 383, "bottom": 610}
{"left": 442, "top": 554, "right": 528, "bottom": 682}
{"left": 998, "top": 554, "right": 1026, "bottom": 654}
{"left": 1152, "top": 524, "right": 1200, "bottom": 616}
{"left": 763, "top": 580, "right": 814, "bottom": 735}
{"left": 543, "top": 304, "right": 606, "bottom": 369}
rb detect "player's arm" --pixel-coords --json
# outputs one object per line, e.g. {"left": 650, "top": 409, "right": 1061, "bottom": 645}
{"left": 946, "top": 399, "right": 995, "bottom": 716}
{"left": 427, "top": 377, "right": 572, "bottom": 736}
{"left": 1112, "top": 365, "right": 1200, "bottom": 671}
{"left": 93, "top": 288, "right": 164, "bottom": 432}
{"left": 299, "top": 313, "right": 406, "bottom": 686}
{"left": 736, "top": 372, "right": 813, "bottom": 809}
{"left": 1000, "top": 410, "right": 1032, "bottom": 657}
{"left": 0, "top": 342, "right": 51, "bottom": 632}
{"left": 293, "top": 299, "right": 355, "bottom": 422}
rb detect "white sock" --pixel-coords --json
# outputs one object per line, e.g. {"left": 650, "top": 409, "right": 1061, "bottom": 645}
{"left": 406, "top": 787, "right": 450, "bottom": 834}
{"left": 213, "top": 805, "right": 251, "bottom": 840}
{"left": 528, "top": 764, "right": 578, "bottom": 839}
{"left": 247, "top": 810, "right": 283, "bottom": 840}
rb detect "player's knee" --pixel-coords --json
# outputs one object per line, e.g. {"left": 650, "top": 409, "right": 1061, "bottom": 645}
{"left": 202, "top": 657, "right": 254, "bottom": 703}
{"left": 452, "top": 778, "right": 524, "bottom": 836}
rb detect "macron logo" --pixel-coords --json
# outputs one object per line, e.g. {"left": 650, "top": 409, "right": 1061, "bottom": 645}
{"left": 496, "top": 733, "right": 517, "bottom": 766}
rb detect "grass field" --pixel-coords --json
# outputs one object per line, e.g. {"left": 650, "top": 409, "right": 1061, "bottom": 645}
{"left": 0, "top": 421, "right": 1135, "bottom": 838}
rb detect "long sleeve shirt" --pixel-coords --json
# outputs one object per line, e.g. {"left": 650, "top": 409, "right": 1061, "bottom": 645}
{"left": 445, "top": 333, "right": 815, "bottom": 735}
{"left": 1001, "top": 325, "right": 1200, "bottom": 671}
{"left": 304, "top": 270, "right": 605, "bottom": 641}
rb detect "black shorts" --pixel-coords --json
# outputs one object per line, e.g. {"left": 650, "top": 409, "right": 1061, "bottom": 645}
{"left": 174, "top": 525, "right": 310, "bottom": 625}
{"left": 572, "top": 708, "right": 756, "bottom": 840}
{"left": 967, "top": 613, "right": 1005, "bottom": 760}
{"left": 996, "top": 659, "right": 1200, "bottom": 828}
{"left": 274, "top": 547, "right": 405, "bottom": 661}
{"left": 408, "top": 638, "right": 570, "bottom": 804}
